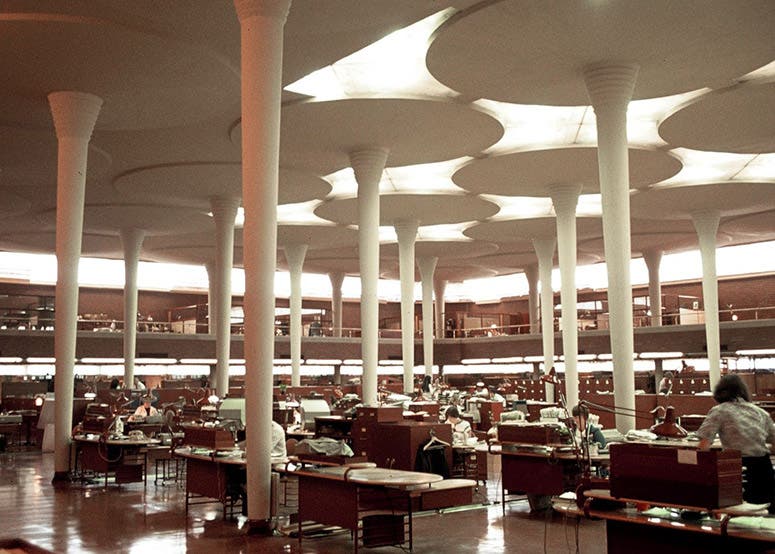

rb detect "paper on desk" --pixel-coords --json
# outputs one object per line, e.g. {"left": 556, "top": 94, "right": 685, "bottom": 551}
{"left": 723, "top": 502, "right": 770, "bottom": 516}
{"left": 727, "top": 516, "right": 775, "bottom": 531}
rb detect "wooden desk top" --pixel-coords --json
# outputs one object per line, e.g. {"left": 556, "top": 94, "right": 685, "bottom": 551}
{"left": 73, "top": 434, "right": 159, "bottom": 447}
{"left": 583, "top": 489, "right": 775, "bottom": 544}
{"left": 296, "top": 465, "right": 444, "bottom": 488}
{"left": 174, "top": 446, "right": 290, "bottom": 466}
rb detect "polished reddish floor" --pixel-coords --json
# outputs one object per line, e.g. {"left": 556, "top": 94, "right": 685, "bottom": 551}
{"left": 0, "top": 449, "right": 607, "bottom": 553}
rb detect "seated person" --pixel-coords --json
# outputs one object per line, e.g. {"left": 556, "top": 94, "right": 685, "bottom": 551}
{"left": 572, "top": 404, "right": 606, "bottom": 449}
{"left": 658, "top": 371, "right": 674, "bottom": 395}
{"left": 129, "top": 396, "right": 158, "bottom": 422}
{"left": 444, "top": 405, "right": 472, "bottom": 444}
{"left": 271, "top": 420, "right": 287, "bottom": 458}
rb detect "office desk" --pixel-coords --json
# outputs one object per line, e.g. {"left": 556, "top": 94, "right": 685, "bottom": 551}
{"left": 500, "top": 444, "right": 609, "bottom": 513}
{"left": 174, "top": 446, "right": 247, "bottom": 519}
{"left": 295, "top": 465, "right": 443, "bottom": 553}
{"left": 583, "top": 488, "right": 775, "bottom": 554}
{"left": 72, "top": 434, "right": 159, "bottom": 486}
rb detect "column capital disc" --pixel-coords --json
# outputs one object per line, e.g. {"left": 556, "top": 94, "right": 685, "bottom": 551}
{"left": 210, "top": 195, "right": 242, "bottom": 220}
{"left": 234, "top": 0, "right": 291, "bottom": 22}
{"left": 583, "top": 64, "right": 639, "bottom": 109}
{"left": 394, "top": 218, "right": 420, "bottom": 241}
{"left": 48, "top": 91, "right": 103, "bottom": 140}
{"left": 350, "top": 147, "right": 390, "bottom": 188}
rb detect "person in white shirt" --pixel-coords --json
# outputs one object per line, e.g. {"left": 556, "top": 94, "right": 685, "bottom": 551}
{"left": 445, "top": 405, "right": 472, "bottom": 444}
{"left": 129, "top": 396, "right": 158, "bottom": 421}
{"left": 271, "top": 420, "right": 287, "bottom": 458}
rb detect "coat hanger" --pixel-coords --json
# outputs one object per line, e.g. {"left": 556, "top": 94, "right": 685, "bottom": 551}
{"left": 424, "top": 429, "right": 450, "bottom": 450}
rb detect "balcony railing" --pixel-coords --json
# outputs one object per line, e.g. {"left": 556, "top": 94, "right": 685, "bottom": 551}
{"left": 0, "top": 306, "right": 772, "bottom": 337}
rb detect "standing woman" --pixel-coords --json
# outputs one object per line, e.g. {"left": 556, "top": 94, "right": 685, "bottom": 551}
{"left": 697, "top": 374, "right": 775, "bottom": 511}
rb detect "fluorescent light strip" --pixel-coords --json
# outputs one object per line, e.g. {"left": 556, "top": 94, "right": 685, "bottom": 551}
{"left": 736, "top": 349, "right": 775, "bottom": 356}
{"left": 26, "top": 357, "right": 56, "bottom": 364}
{"left": 461, "top": 358, "right": 491, "bottom": 364}
{"left": 135, "top": 358, "right": 178, "bottom": 364}
{"left": 491, "top": 357, "right": 523, "bottom": 363}
{"left": 80, "top": 358, "right": 125, "bottom": 364}
{"left": 305, "top": 359, "right": 342, "bottom": 365}
{"left": 0, "top": 357, "right": 23, "bottom": 363}
{"left": 179, "top": 358, "right": 217, "bottom": 365}
{"left": 639, "top": 352, "right": 684, "bottom": 359}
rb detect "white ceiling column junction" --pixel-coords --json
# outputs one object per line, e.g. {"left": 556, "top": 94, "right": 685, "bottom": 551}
{"left": 283, "top": 243, "right": 308, "bottom": 387}
{"left": 120, "top": 227, "right": 145, "bottom": 389}
{"left": 642, "top": 249, "right": 663, "bottom": 327}
{"left": 49, "top": 91, "right": 103, "bottom": 482}
{"left": 394, "top": 219, "right": 419, "bottom": 394}
{"left": 351, "top": 147, "right": 389, "bottom": 406}
{"left": 233, "top": 0, "right": 290, "bottom": 533}
{"left": 417, "top": 256, "right": 438, "bottom": 377}
{"left": 211, "top": 196, "right": 240, "bottom": 398}
{"left": 550, "top": 184, "right": 582, "bottom": 410}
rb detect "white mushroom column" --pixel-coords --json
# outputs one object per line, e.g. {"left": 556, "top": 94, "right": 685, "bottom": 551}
{"left": 328, "top": 271, "right": 344, "bottom": 337}
{"left": 642, "top": 249, "right": 663, "bottom": 327}
{"left": 584, "top": 65, "right": 639, "bottom": 432}
{"left": 533, "top": 237, "right": 556, "bottom": 402}
{"left": 395, "top": 220, "right": 419, "bottom": 394}
{"left": 524, "top": 264, "right": 540, "bottom": 334}
{"left": 284, "top": 244, "right": 308, "bottom": 387}
{"left": 49, "top": 91, "right": 102, "bottom": 481}
{"left": 418, "top": 256, "right": 438, "bottom": 378}
{"left": 120, "top": 227, "right": 145, "bottom": 389}
{"left": 351, "top": 147, "right": 389, "bottom": 406}
{"left": 433, "top": 276, "right": 447, "bottom": 339}
{"left": 550, "top": 184, "right": 582, "bottom": 410}
{"left": 206, "top": 261, "right": 217, "bottom": 335}
{"left": 692, "top": 210, "right": 722, "bottom": 388}
{"left": 211, "top": 196, "right": 240, "bottom": 398}
{"left": 233, "top": 0, "right": 290, "bottom": 532}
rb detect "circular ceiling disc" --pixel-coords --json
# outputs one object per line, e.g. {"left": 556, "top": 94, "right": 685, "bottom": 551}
{"left": 427, "top": 1, "right": 775, "bottom": 104}
{"left": 659, "top": 82, "right": 775, "bottom": 153}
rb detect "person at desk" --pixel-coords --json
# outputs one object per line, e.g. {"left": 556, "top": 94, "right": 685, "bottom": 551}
{"left": 658, "top": 371, "right": 674, "bottom": 395}
{"left": 444, "top": 406, "right": 472, "bottom": 445}
{"left": 697, "top": 374, "right": 775, "bottom": 512}
{"left": 129, "top": 396, "right": 158, "bottom": 422}
{"left": 572, "top": 404, "right": 606, "bottom": 449}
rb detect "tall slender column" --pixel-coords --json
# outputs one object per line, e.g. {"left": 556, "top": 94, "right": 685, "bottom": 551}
{"left": 395, "top": 219, "right": 419, "bottom": 394}
{"left": 120, "top": 228, "right": 145, "bottom": 390}
{"left": 642, "top": 249, "right": 663, "bottom": 327}
{"left": 211, "top": 196, "right": 240, "bottom": 398}
{"left": 418, "top": 256, "right": 438, "bottom": 377}
{"left": 692, "top": 210, "right": 721, "bottom": 389}
{"left": 234, "top": 0, "right": 290, "bottom": 531}
{"left": 351, "top": 147, "right": 389, "bottom": 406}
{"left": 524, "top": 264, "right": 540, "bottom": 334}
{"left": 551, "top": 184, "right": 582, "bottom": 410}
{"left": 284, "top": 244, "right": 308, "bottom": 387}
{"left": 433, "top": 276, "right": 447, "bottom": 339}
{"left": 206, "top": 261, "right": 217, "bottom": 335}
{"left": 328, "top": 271, "right": 344, "bottom": 338}
{"left": 49, "top": 91, "right": 102, "bottom": 481}
{"left": 584, "top": 64, "right": 639, "bottom": 432}
{"left": 533, "top": 237, "right": 556, "bottom": 402}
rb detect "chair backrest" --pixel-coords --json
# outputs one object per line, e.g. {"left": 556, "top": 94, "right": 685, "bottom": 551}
{"left": 285, "top": 438, "right": 298, "bottom": 455}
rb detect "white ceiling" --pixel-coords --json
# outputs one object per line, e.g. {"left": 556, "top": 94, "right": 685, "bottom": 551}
{"left": 0, "top": 1, "right": 772, "bottom": 285}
